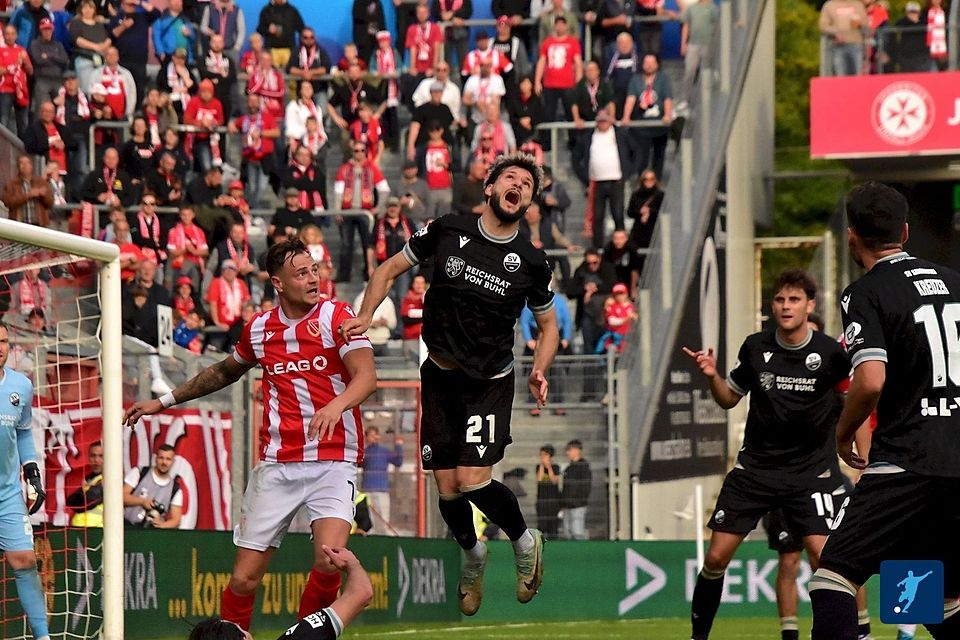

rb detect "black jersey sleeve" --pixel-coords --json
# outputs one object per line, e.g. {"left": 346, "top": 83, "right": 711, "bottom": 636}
{"left": 841, "top": 286, "right": 888, "bottom": 369}
{"left": 275, "top": 608, "right": 342, "bottom": 640}
{"left": 527, "top": 257, "right": 555, "bottom": 315}
{"left": 402, "top": 215, "right": 444, "bottom": 266}
{"left": 726, "top": 340, "right": 753, "bottom": 397}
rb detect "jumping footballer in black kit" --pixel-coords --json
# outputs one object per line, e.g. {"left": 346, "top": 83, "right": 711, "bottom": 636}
{"left": 811, "top": 183, "right": 960, "bottom": 640}
{"left": 342, "top": 153, "right": 560, "bottom": 616}
{"left": 683, "top": 269, "right": 852, "bottom": 640}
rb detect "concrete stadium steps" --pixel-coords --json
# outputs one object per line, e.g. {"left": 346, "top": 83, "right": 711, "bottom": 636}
{"left": 499, "top": 407, "right": 610, "bottom": 538}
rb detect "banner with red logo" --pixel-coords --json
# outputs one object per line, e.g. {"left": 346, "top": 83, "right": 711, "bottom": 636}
{"left": 810, "top": 72, "right": 960, "bottom": 158}
{"left": 35, "top": 402, "right": 233, "bottom": 531}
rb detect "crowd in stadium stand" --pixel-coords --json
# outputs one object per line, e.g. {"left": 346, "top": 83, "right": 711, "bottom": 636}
{"left": 820, "top": 0, "right": 949, "bottom": 76}
{"left": 0, "top": 0, "right": 728, "bottom": 359}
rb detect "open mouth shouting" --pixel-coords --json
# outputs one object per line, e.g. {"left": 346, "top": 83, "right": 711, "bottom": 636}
{"left": 503, "top": 188, "right": 521, "bottom": 207}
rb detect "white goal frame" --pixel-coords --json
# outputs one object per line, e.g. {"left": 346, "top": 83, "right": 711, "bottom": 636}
{"left": 0, "top": 218, "right": 123, "bottom": 640}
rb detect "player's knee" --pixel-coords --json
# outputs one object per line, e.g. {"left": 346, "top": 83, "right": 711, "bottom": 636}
{"left": 778, "top": 552, "right": 801, "bottom": 578}
{"left": 228, "top": 574, "right": 261, "bottom": 595}
{"left": 704, "top": 548, "right": 733, "bottom": 573}
{"left": 5, "top": 551, "right": 37, "bottom": 571}
{"left": 456, "top": 468, "right": 492, "bottom": 491}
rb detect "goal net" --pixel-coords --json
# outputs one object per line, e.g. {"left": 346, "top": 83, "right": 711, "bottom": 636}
{"left": 0, "top": 220, "right": 122, "bottom": 640}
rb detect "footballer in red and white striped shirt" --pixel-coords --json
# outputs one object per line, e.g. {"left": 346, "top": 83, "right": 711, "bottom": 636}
{"left": 123, "top": 239, "right": 377, "bottom": 632}
{"left": 233, "top": 297, "right": 371, "bottom": 464}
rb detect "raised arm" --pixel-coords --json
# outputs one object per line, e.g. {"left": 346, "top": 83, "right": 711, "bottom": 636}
{"left": 529, "top": 307, "right": 560, "bottom": 407}
{"left": 341, "top": 251, "right": 415, "bottom": 339}
{"left": 122, "top": 355, "right": 254, "bottom": 427}
{"left": 682, "top": 346, "right": 743, "bottom": 409}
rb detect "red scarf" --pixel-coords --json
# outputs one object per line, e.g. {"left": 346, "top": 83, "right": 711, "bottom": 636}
{"left": 348, "top": 81, "right": 363, "bottom": 113}
{"left": 586, "top": 81, "right": 600, "bottom": 113}
{"left": 349, "top": 118, "right": 381, "bottom": 162}
{"left": 168, "top": 223, "right": 206, "bottom": 269}
{"left": 18, "top": 278, "right": 46, "bottom": 315}
{"left": 227, "top": 238, "right": 249, "bottom": 264}
{"left": 248, "top": 67, "right": 284, "bottom": 117}
{"left": 101, "top": 66, "right": 126, "bottom": 118}
{"left": 928, "top": 7, "right": 947, "bottom": 59}
{"left": 340, "top": 163, "right": 375, "bottom": 209}
{"left": 166, "top": 62, "right": 191, "bottom": 106}
{"left": 291, "top": 163, "right": 325, "bottom": 211}
{"left": 298, "top": 45, "right": 318, "bottom": 69}
{"left": 137, "top": 211, "right": 166, "bottom": 262}
{"left": 55, "top": 87, "right": 89, "bottom": 126}
{"left": 145, "top": 109, "right": 162, "bottom": 148}
{"left": 205, "top": 50, "right": 230, "bottom": 78}
{"left": 103, "top": 166, "right": 116, "bottom": 194}
{"left": 583, "top": 181, "right": 596, "bottom": 238}
{"left": 302, "top": 129, "right": 326, "bottom": 156}
{"left": 174, "top": 293, "right": 195, "bottom": 318}
{"left": 375, "top": 46, "right": 399, "bottom": 104}
{"left": 374, "top": 216, "right": 413, "bottom": 262}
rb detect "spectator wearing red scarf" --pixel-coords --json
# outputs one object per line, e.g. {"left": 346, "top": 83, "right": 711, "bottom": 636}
{"left": 333, "top": 144, "right": 390, "bottom": 281}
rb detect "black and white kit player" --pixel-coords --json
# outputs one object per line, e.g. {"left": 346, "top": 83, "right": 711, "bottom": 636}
{"left": 342, "top": 153, "right": 560, "bottom": 616}
{"left": 811, "top": 183, "right": 960, "bottom": 640}
{"left": 683, "top": 269, "right": 851, "bottom": 640}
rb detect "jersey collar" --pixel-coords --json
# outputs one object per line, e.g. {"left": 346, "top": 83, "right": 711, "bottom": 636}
{"left": 775, "top": 327, "right": 813, "bottom": 351}
{"left": 876, "top": 251, "right": 911, "bottom": 265}
{"left": 277, "top": 302, "right": 320, "bottom": 327}
{"left": 477, "top": 217, "right": 517, "bottom": 244}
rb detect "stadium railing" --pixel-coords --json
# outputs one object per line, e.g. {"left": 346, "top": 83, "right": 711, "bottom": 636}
{"left": 818, "top": 3, "right": 960, "bottom": 76}
{"left": 612, "top": 0, "right": 766, "bottom": 535}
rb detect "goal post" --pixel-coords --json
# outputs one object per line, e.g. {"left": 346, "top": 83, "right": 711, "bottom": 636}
{"left": 0, "top": 218, "right": 123, "bottom": 640}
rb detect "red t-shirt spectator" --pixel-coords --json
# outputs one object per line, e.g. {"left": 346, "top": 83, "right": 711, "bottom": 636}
{"left": 184, "top": 96, "right": 225, "bottom": 140}
{"left": 405, "top": 22, "right": 443, "bottom": 75}
{"left": 0, "top": 44, "right": 27, "bottom": 94}
{"left": 167, "top": 222, "right": 209, "bottom": 270}
{"left": 206, "top": 275, "right": 250, "bottom": 326}
{"left": 233, "top": 110, "right": 277, "bottom": 161}
{"left": 424, "top": 141, "right": 452, "bottom": 190}
{"left": 400, "top": 288, "right": 425, "bottom": 340}
{"left": 118, "top": 242, "right": 145, "bottom": 281}
{"left": 539, "top": 36, "right": 582, "bottom": 89}
{"left": 45, "top": 123, "right": 67, "bottom": 169}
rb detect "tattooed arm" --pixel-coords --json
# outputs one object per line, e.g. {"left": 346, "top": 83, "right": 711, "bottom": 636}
{"left": 122, "top": 355, "right": 254, "bottom": 427}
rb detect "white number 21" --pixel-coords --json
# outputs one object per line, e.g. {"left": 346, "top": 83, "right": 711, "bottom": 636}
{"left": 466, "top": 414, "right": 495, "bottom": 444}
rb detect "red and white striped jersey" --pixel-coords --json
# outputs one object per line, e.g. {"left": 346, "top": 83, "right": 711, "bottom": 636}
{"left": 232, "top": 301, "right": 372, "bottom": 464}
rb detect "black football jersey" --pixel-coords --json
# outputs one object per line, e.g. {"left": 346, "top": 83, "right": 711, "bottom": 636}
{"left": 275, "top": 608, "right": 339, "bottom": 639}
{"left": 841, "top": 252, "right": 960, "bottom": 477}
{"left": 727, "top": 329, "right": 850, "bottom": 477}
{"left": 403, "top": 213, "right": 555, "bottom": 379}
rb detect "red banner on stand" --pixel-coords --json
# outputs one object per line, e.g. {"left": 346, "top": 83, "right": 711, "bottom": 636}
{"left": 37, "top": 402, "right": 233, "bottom": 531}
{"left": 810, "top": 72, "right": 960, "bottom": 158}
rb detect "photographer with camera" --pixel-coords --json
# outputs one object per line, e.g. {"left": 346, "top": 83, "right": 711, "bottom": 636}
{"left": 122, "top": 443, "right": 183, "bottom": 529}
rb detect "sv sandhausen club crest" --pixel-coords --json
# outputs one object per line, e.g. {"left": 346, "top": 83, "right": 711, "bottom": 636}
{"left": 445, "top": 255, "right": 465, "bottom": 278}
{"left": 759, "top": 372, "right": 775, "bottom": 391}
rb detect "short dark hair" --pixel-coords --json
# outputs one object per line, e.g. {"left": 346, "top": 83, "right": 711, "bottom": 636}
{"left": 807, "top": 311, "right": 825, "bottom": 332}
{"left": 771, "top": 268, "right": 818, "bottom": 301}
{"left": 845, "top": 181, "right": 908, "bottom": 250}
{"left": 541, "top": 444, "right": 555, "bottom": 457}
{"left": 265, "top": 239, "right": 310, "bottom": 277}
{"left": 566, "top": 439, "right": 582, "bottom": 450}
{"left": 484, "top": 152, "right": 543, "bottom": 196}
{"left": 188, "top": 618, "right": 244, "bottom": 640}
{"left": 156, "top": 443, "right": 175, "bottom": 454}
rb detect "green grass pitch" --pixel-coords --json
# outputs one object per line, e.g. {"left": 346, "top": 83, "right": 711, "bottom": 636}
{"left": 158, "top": 618, "right": 931, "bottom": 639}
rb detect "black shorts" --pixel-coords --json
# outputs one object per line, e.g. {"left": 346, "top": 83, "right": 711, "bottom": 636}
{"left": 820, "top": 470, "right": 960, "bottom": 594}
{"left": 763, "top": 473, "right": 855, "bottom": 553}
{"left": 419, "top": 358, "right": 515, "bottom": 470}
{"left": 708, "top": 466, "right": 849, "bottom": 539}
{"left": 763, "top": 509, "right": 805, "bottom": 554}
